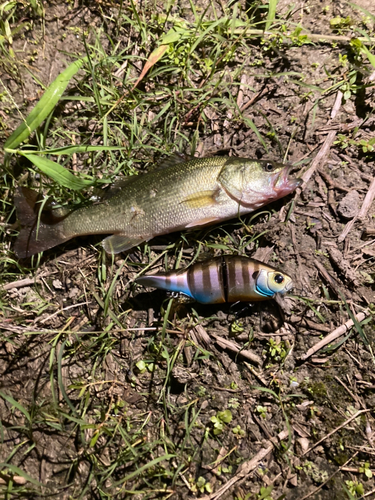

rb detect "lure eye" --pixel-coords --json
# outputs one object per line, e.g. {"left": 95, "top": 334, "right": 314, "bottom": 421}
{"left": 274, "top": 273, "right": 284, "bottom": 284}
{"left": 254, "top": 269, "right": 292, "bottom": 298}
{"left": 264, "top": 162, "right": 275, "bottom": 172}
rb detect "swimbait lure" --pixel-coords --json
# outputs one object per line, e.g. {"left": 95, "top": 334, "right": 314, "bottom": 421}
{"left": 136, "top": 256, "right": 293, "bottom": 304}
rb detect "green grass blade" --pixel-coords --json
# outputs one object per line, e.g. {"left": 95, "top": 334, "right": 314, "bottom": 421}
{"left": 0, "top": 391, "right": 31, "bottom": 424}
{"left": 12, "top": 145, "right": 130, "bottom": 156}
{"left": 0, "top": 463, "right": 42, "bottom": 486}
{"left": 360, "top": 45, "right": 375, "bottom": 69}
{"left": 265, "top": 0, "right": 278, "bottom": 31}
{"left": 4, "top": 58, "right": 86, "bottom": 150}
{"left": 57, "top": 340, "right": 77, "bottom": 414}
{"left": 112, "top": 453, "right": 175, "bottom": 487}
{"left": 22, "top": 153, "right": 94, "bottom": 190}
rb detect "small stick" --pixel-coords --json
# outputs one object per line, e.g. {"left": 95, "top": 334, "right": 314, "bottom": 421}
{"left": 331, "top": 90, "right": 343, "bottom": 119}
{"left": 317, "top": 168, "right": 350, "bottom": 192}
{"left": 240, "top": 86, "right": 269, "bottom": 113}
{"left": 300, "top": 311, "right": 368, "bottom": 361}
{"left": 199, "top": 429, "right": 289, "bottom": 500}
{"left": 348, "top": 238, "right": 375, "bottom": 254}
{"left": 2, "top": 272, "right": 57, "bottom": 290}
{"left": 236, "top": 73, "right": 247, "bottom": 109}
{"left": 361, "top": 487, "right": 375, "bottom": 499}
{"left": 299, "top": 452, "right": 358, "bottom": 500}
{"left": 301, "top": 131, "right": 337, "bottom": 189}
{"left": 301, "top": 409, "right": 370, "bottom": 457}
{"left": 232, "top": 28, "right": 375, "bottom": 45}
{"left": 338, "top": 176, "right": 375, "bottom": 243}
{"left": 212, "top": 334, "right": 262, "bottom": 366}
{"left": 314, "top": 258, "right": 342, "bottom": 297}
{"left": 358, "top": 176, "right": 375, "bottom": 220}
{"left": 301, "top": 91, "right": 341, "bottom": 189}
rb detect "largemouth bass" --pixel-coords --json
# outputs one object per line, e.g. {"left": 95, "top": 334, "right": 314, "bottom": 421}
{"left": 14, "top": 155, "right": 301, "bottom": 258}
{"left": 136, "top": 256, "right": 293, "bottom": 304}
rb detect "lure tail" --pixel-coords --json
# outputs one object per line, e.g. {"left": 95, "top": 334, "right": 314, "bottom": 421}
{"left": 136, "top": 270, "right": 193, "bottom": 299}
{"left": 14, "top": 187, "right": 70, "bottom": 258}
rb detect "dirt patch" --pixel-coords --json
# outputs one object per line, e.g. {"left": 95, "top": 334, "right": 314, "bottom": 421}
{"left": 1, "top": 1, "right": 375, "bottom": 499}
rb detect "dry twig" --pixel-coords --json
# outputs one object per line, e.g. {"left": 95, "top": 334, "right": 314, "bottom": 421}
{"left": 300, "top": 91, "right": 341, "bottom": 190}
{"left": 338, "top": 176, "right": 375, "bottom": 243}
{"left": 300, "top": 311, "right": 368, "bottom": 361}
{"left": 198, "top": 430, "right": 289, "bottom": 500}
{"left": 299, "top": 452, "right": 358, "bottom": 500}
{"left": 212, "top": 333, "right": 262, "bottom": 366}
{"left": 301, "top": 410, "right": 370, "bottom": 457}
{"left": 301, "top": 131, "right": 337, "bottom": 189}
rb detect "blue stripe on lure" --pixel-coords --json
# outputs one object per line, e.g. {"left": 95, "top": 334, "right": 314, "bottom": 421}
{"left": 136, "top": 256, "right": 293, "bottom": 304}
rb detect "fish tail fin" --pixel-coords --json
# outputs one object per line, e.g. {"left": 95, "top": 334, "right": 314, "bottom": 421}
{"left": 14, "top": 187, "right": 70, "bottom": 258}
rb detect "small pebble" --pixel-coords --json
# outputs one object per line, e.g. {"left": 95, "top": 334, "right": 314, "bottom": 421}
{"left": 337, "top": 190, "right": 360, "bottom": 220}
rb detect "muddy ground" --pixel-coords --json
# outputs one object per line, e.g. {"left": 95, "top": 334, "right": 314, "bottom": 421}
{"left": 0, "top": 1, "right": 375, "bottom": 499}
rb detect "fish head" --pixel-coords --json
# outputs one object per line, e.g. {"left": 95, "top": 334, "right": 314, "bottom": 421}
{"left": 254, "top": 268, "right": 294, "bottom": 298}
{"left": 218, "top": 159, "right": 301, "bottom": 207}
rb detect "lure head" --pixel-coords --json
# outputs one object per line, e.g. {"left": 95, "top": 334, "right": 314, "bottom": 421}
{"left": 254, "top": 268, "right": 293, "bottom": 298}
{"left": 218, "top": 159, "right": 302, "bottom": 208}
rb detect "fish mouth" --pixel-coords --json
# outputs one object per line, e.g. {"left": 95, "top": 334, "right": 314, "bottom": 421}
{"left": 273, "top": 165, "right": 302, "bottom": 196}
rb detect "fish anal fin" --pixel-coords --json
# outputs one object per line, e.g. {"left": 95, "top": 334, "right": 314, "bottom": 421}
{"left": 181, "top": 189, "right": 220, "bottom": 209}
{"left": 102, "top": 234, "right": 145, "bottom": 254}
{"left": 185, "top": 216, "right": 222, "bottom": 229}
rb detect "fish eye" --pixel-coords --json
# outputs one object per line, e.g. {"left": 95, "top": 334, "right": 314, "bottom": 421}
{"left": 264, "top": 162, "right": 275, "bottom": 172}
{"left": 274, "top": 273, "right": 284, "bottom": 284}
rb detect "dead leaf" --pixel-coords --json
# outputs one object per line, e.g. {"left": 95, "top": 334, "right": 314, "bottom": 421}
{"left": 131, "top": 44, "right": 168, "bottom": 90}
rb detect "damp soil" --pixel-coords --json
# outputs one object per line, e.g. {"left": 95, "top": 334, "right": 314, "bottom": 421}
{"left": 0, "top": 1, "right": 375, "bottom": 499}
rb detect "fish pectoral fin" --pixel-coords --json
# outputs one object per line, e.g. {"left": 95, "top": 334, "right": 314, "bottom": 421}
{"left": 181, "top": 189, "right": 219, "bottom": 209}
{"left": 102, "top": 234, "right": 145, "bottom": 254}
{"left": 185, "top": 216, "right": 221, "bottom": 228}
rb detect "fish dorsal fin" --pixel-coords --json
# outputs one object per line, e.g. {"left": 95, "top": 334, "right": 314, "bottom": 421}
{"left": 156, "top": 152, "right": 196, "bottom": 171}
{"left": 102, "top": 174, "right": 141, "bottom": 201}
{"left": 102, "top": 233, "right": 145, "bottom": 254}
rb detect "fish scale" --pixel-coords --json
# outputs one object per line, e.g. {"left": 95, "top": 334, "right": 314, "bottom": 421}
{"left": 14, "top": 155, "right": 301, "bottom": 258}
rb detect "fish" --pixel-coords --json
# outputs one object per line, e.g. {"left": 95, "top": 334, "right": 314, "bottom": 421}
{"left": 136, "top": 256, "right": 293, "bottom": 304}
{"left": 14, "top": 155, "right": 301, "bottom": 258}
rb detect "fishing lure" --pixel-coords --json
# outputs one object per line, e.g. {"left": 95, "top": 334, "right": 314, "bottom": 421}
{"left": 136, "top": 256, "right": 293, "bottom": 304}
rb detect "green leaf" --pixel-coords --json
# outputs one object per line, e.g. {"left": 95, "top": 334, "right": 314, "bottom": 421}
{"left": 22, "top": 153, "right": 94, "bottom": 190}
{"left": 4, "top": 58, "right": 86, "bottom": 150}
{"left": 112, "top": 454, "right": 175, "bottom": 486}
{"left": 218, "top": 410, "right": 232, "bottom": 424}
{"left": 16, "top": 145, "right": 129, "bottom": 156}
{"left": 160, "top": 27, "right": 186, "bottom": 44}
{"left": 360, "top": 45, "right": 375, "bottom": 69}
{"left": 0, "top": 463, "right": 42, "bottom": 486}
{"left": 265, "top": 0, "right": 278, "bottom": 31}
{"left": 0, "top": 391, "right": 31, "bottom": 424}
